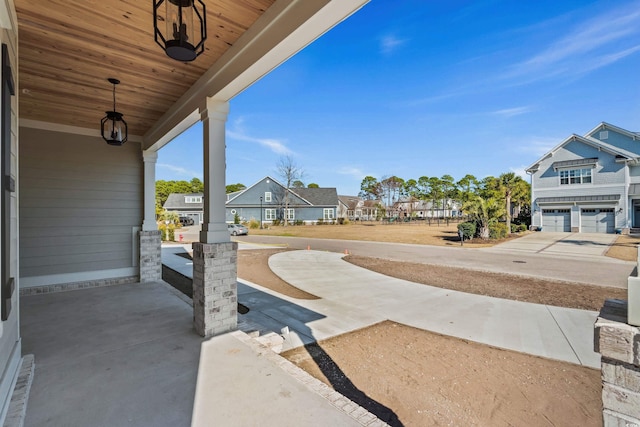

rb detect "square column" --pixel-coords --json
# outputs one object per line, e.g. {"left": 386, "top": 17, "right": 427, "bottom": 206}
{"left": 192, "top": 242, "right": 238, "bottom": 337}
{"left": 193, "top": 98, "right": 237, "bottom": 337}
{"left": 140, "top": 150, "right": 161, "bottom": 282}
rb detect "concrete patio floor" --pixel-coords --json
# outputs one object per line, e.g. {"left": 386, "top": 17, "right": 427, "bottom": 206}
{"left": 20, "top": 281, "right": 385, "bottom": 427}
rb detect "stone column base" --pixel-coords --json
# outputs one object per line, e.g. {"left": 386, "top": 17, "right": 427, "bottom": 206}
{"left": 139, "top": 230, "right": 162, "bottom": 282}
{"left": 594, "top": 299, "right": 640, "bottom": 426}
{"left": 192, "top": 242, "right": 238, "bottom": 338}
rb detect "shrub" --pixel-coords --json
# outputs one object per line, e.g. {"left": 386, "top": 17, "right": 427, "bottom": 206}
{"left": 234, "top": 212, "right": 240, "bottom": 224}
{"left": 294, "top": 219, "right": 304, "bottom": 226}
{"left": 316, "top": 218, "right": 324, "bottom": 225}
{"left": 489, "top": 222, "right": 508, "bottom": 239}
{"left": 457, "top": 222, "right": 476, "bottom": 240}
{"left": 248, "top": 218, "right": 260, "bottom": 229}
{"left": 272, "top": 219, "right": 281, "bottom": 226}
{"left": 519, "top": 224, "right": 527, "bottom": 232}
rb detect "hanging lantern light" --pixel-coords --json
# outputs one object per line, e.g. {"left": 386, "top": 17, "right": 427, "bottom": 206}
{"left": 101, "top": 78, "right": 128, "bottom": 146}
{"left": 153, "top": 0, "right": 207, "bottom": 62}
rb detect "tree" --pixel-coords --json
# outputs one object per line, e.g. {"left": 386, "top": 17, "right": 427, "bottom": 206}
{"left": 456, "top": 174, "right": 479, "bottom": 204}
{"left": 463, "top": 196, "right": 505, "bottom": 240}
{"left": 379, "top": 176, "right": 404, "bottom": 215}
{"left": 226, "top": 183, "right": 246, "bottom": 193}
{"left": 276, "top": 155, "right": 303, "bottom": 227}
{"left": 498, "top": 172, "right": 520, "bottom": 232}
{"left": 440, "top": 174, "right": 456, "bottom": 217}
{"left": 427, "top": 177, "right": 443, "bottom": 218}
{"left": 307, "top": 183, "right": 319, "bottom": 188}
{"left": 359, "top": 176, "right": 381, "bottom": 200}
{"left": 292, "top": 180, "right": 305, "bottom": 188}
{"left": 190, "top": 177, "right": 204, "bottom": 193}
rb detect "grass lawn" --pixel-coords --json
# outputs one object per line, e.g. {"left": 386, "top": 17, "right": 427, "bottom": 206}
{"left": 247, "top": 221, "right": 527, "bottom": 248}
{"left": 606, "top": 234, "right": 640, "bottom": 261}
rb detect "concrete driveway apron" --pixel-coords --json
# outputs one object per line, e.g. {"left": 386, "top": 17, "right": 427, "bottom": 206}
{"left": 486, "top": 232, "right": 618, "bottom": 258}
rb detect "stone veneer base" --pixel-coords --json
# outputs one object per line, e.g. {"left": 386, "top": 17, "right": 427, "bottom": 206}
{"left": 20, "top": 276, "right": 139, "bottom": 296}
{"left": 192, "top": 241, "right": 238, "bottom": 338}
{"left": 594, "top": 299, "right": 640, "bottom": 426}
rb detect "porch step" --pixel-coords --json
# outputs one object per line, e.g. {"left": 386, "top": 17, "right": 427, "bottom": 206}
{"left": 631, "top": 228, "right": 640, "bottom": 234}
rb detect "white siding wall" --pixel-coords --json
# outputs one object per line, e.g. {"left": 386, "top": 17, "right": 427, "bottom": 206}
{"left": 19, "top": 127, "right": 143, "bottom": 286}
{"left": 0, "top": 1, "right": 20, "bottom": 422}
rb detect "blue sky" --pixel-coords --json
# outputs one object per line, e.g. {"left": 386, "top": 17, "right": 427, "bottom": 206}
{"left": 157, "top": 0, "right": 640, "bottom": 196}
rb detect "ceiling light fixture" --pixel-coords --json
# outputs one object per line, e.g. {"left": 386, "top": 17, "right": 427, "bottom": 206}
{"left": 153, "top": 0, "right": 207, "bottom": 62}
{"left": 101, "top": 78, "right": 128, "bottom": 146}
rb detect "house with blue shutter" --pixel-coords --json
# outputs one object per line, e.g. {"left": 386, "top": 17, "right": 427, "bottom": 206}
{"left": 526, "top": 122, "right": 640, "bottom": 233}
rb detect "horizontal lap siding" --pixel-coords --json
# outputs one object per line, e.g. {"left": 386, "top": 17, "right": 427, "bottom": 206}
{"left": 19, "top": 127, "right": 143, "bottom": 278}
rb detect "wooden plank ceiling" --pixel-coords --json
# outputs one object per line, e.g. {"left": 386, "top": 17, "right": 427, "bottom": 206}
{"left": 15, "top": 0, "right": 275, "bottom": 137}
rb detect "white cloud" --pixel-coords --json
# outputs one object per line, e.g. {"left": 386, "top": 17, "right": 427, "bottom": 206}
{"left": 380, "top": 34, "right": 407, "bottom": 54}
{"left": 517, "top": 136, "right": 560, "bottom": 157}
{"left": 504, "top": 2, "right": 640, "bottom": 82}
{"left": 226, "top": 119, "right": 292, "bottom": 155}
{"left": 509, "top": 165, "right": 529, "bottom": 179}
{"left": 336, "top": 166, "right": 365, "bottom": 178}
{"left": 157, "top": 163, "right": 201, "bottom": 179}
{"left": 490, "top": 106, "right": 533, "bottom": 118}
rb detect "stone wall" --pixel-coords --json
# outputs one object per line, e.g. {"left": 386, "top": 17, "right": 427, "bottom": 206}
{"left": 594, "top": 299, "right": 640, "bottom": 426}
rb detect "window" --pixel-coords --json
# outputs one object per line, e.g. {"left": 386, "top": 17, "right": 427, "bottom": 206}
{"left": 323, "top": 208, "right": 334, "bottom": 220}
{"left": 285, "top": 209, "right": 295, "bottom": 220}
{"left": 560, "top": 168, "right": 592, "bottom": 185}
{"left": 264, "top": 192, "right": 272, "bottom": 202}
{"left": 265, "top": 209, "right": 276, "bottom": 220}
{"left": 185, "top": 196, "right": 202, "bottom": 203}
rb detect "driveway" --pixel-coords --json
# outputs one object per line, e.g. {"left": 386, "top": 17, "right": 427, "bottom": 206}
{"left": 487, "top": 232, "right": 619, "bottom": 258}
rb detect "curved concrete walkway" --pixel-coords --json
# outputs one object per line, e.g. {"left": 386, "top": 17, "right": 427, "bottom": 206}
{"left": 268, "top": 250, "right": 601, "bottom": 369}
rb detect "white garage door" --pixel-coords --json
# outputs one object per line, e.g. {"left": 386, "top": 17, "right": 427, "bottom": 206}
{"left": 581, "top": 208, "right": 614, "bottom": 233}
{"left": 542, "top": 209, "right": 571, "bottom": 232}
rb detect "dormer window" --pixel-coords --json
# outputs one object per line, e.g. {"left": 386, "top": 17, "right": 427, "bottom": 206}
{"left": 185, "top": 196, "right": 202, "bottom": 203}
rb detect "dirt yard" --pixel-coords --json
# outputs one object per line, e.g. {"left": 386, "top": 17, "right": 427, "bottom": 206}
{"left": 237, "top": 249, "right": 608, "bottom": 426}
{"left": 248, "top": 222, "right": 524, "bottom": 247}
{"left": 606, "top": 234, "right": 640, "bottom": 261}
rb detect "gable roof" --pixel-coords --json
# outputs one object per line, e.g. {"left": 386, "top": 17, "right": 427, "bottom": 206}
{"left": 292, "top": 188, "right": 338, "bottom": 206}
{"left": 163, "top": 193, "right": 204, "bottom": 209}
{"left": 586, "top": 122, "right": 640, "bottom": 141}
{"left": 525, "top": 132, "right": 638, "bottom": 173}
{"left": 338, "top": 195, "right": 362, "bottom": 209}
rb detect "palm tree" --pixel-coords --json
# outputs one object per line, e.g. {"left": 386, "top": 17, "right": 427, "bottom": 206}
{"left": 463, "top": 196, "right": 504, "bottom": 240}
{"left": 498, "top": 172, "right": 526, "bottom": 233}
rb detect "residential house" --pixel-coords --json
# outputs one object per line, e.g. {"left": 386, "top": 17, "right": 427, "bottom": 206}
{"left": 526, "top": 122, "right": 640, "bottom": 233}
{"left": 226, "top": 177, "right": 339, "bottom": 225}
{"left": 163, "top": 193, "right": 204, "bottom": 224}
{"left": 391, "top": 198, "right": 462, "bottom": 219}
{"left": 337, "top": 195, "right": 379, "bottom": 221}
{"left": 0, "top": 1, "right": 370, "bottom": 424}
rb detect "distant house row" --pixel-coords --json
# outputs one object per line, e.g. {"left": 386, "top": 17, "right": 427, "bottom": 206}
{"left": 164, "top": 176, "right": 469, "bottom": 225}
{"left": 164, "top": 176, "right": 376, "bottom": 225}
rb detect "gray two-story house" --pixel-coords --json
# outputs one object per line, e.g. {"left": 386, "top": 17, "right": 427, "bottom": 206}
{"left": 526, "top": 122, "right": 640, "bottom": 233}
{"left": 226, "top": 176, "right": 338, "bottom": 225}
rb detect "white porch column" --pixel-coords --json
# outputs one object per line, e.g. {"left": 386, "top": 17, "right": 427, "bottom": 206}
{"left": 142, "top": 150, "right": 158, "bottom": 231}
{"left": 200, "top": 98, "right": 230, "bottom": 243}
{"left": 192, "top": 98, "right": 237, "bottom": 337}
{"left": 139, "top": 150, "right": 161, "bottom": 282}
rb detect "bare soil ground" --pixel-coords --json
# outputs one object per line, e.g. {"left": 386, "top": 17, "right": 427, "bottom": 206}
{"left": 606, "top": 234, "right": 640, "bottom": 261}
{"left": 237, "top": 249, "right": 606, "bottom": 426}
{"left": 282, "top": 322, "right": 601, "bottom": 427}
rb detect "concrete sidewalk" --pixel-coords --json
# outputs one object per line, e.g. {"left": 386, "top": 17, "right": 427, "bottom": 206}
{"left": 162, "top": 246, "right": 601, "bottom": 367}
{"left": 267, "top": 250, "right": 601, "bottom": 368}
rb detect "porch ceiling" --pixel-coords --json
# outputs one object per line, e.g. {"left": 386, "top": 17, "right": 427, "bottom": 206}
{"left": 15, "top": 0, "right": 275, "bottom": 137}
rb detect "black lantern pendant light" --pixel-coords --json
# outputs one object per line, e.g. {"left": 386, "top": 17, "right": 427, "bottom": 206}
{"left": 153, "top": 0, "right": 207, "bottom": 62}
{"left": 101, "top": 78, "right": 128, "bottom": 146}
